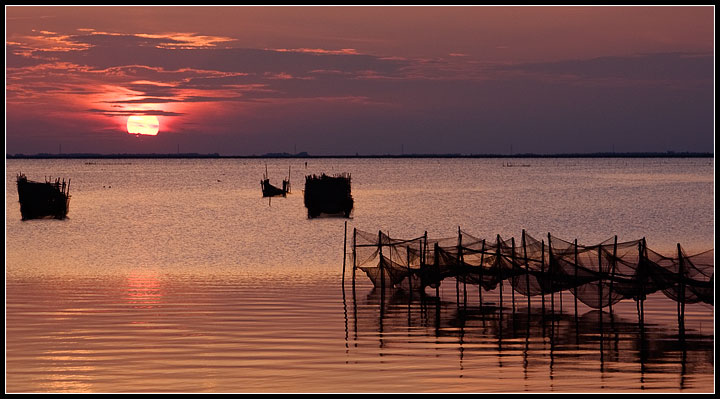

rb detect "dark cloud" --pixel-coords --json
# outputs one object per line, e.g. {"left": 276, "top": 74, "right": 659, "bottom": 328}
{"left": 87, "top": 108, "right": 185, "bottom": 117}
{"left": 27, "top": 35, "right": 410, "bottom": 77}
{"left": 494, "top": 52, "right": 713, "bottom": 83}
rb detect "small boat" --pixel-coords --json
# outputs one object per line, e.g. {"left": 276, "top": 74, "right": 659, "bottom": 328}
{"left": 261, "top": 165, "right": 290, "bottom": 197}
{"left": 304, "top": 173, "right": 353, "bottom": 218}
{"left": 16, "top": 173, "right": 71, "bottom": 220}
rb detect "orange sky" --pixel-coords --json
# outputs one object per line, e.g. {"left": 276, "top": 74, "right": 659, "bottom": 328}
{"left": 5, "top": 6, "right": 715, "bottom": 155}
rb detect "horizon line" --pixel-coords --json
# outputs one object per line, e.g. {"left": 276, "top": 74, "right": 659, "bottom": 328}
{"left": 5, "top": 150, "right": 715, "bottom": 159}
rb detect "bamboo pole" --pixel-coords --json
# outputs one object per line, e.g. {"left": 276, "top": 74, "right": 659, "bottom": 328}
{"left": 511, "top": 237, "right": 516, "bottom": 316}
{"left": 379, "top": 230, "right": 385, "bottom": 292}
{"left": 522, "top": 230, "right": 530, "bottom": 314}
{"left": 637, "top": 238, "right": 646, "bottom": 330}
{"left": 497, "top": 235, "right": 503, "bottom": 313}
{"left": 456, "top": 227, "right": 461, "bottom": 306}
{"left": 479, "top": 239, "right": 485, "bottom": 310}
{"left": 342, "top": 221, "right": 347, "bottom": 286}
{"left": 459, "top": 227, "right": 467, "bottom": 308}
{"left": 548, "top": 233, "right": 554, "bottom": 318}
{"left": 677, "top": 243, "right": 685, "bottom": 340}
{"left": 407, "top": 243, "right": 412, "bottom": 295}
{"left": 598, "top": 242, "right": 603, "bottom": 311}
{"left": 609, "top": 235, "right": 617, "bottom": 314}
{"left": 574, "top": 239, "right": 578, "bottom": 323}
{"left": 423, "top": 231, "right": 428, "bottom": 268}
{"left": 541, "top": 239, "right": 546, "bottom": 320}
{"left": 352, "top": 228, "right": 357, "bottom": 286}
{"left": 434, "top": 242, "right": 440, "bottom": 299}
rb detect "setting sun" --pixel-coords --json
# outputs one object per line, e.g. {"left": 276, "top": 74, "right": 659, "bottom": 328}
{"left": 127, "top": 115, "right": 160, "bottom": 135}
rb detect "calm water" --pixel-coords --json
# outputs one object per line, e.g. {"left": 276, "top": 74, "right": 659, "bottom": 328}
{"left": 5, "top": 158, "right": 715, "bottom": 392}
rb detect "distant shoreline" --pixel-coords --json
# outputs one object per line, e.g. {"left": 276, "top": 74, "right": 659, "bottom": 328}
{"left": 5, "top": 151, "right": 714, "bottom": 159}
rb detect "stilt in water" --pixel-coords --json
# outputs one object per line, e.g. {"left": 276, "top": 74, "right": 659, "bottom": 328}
{"left": 458, "top": 227, "right": 467, "bottom": 309}
{"left": 434, "top": 242, "right": 440, "bottom": 300}
{"left": 479, "top": 239, "right": 485, "bottom": 311}
{"left": 407, "top": 244, "right": 412, "bottom": 301}
{"left": 677, "top": 243, "right": 686, "bottom": 341}
{"left": 497, "top": 234, "right": 503, "bottom": 318}
{"left": 548, "top": 233, "right": 555, "bottom": 320}
{"left": 379, "top": 230, "right": 385, "bottom": 311}
{"left": 574, "top": 239, "right": 579, "bottom": 324}
{"left": 574, "top": 238, "right": 579, "bottom": 344}
{"left": 511, "top": 237, "right": 517, "bottom": 318}
{"left": 456, "top": 227, "right": 461, "bottom": 307}
{"left": 352, "top": 228, "right": 357, "bottom": 287}
{"left": 342, "top": 221, "right": 347, "bottom": 286}
{"left": 598, "top": 241, "right": 604, "bottom": 332}
{"left": 637, "top": 238, "right": 646, "bottom": 331}
{"left": 609, "top": 235, "right": 618, "bottom": 315}
{"left": 522, "top": 230, "right": 531, "bottom": 316}
{"left": 541, "top": 240, "right": 546, "bottom": 323}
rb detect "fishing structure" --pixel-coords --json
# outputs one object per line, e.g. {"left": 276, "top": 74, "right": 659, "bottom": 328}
{"left": 16, "top": 173, "right": 71, "bottom": 220}
{"left": 343, "top": 227, "right": 713, "bottom": 340}
{"left": 304, "top": 173, "right": 353, "bottom": 218}
{"left": 261, "top": 165, "right": 291, "bottom": 197}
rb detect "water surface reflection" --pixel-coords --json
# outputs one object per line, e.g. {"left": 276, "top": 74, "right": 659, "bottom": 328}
{"left": 344, "top": 283, "right": 713, "bottom": 392}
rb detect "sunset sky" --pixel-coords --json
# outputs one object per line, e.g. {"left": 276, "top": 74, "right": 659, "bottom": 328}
{"left": 5, "top": 6, "right": 714, "bottom": 155}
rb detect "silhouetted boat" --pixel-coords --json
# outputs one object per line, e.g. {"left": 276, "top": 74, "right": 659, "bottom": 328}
{"left": 16, "top": 173, "right": 71, "bottom": 220}
{"left": 304, "top": 173, "right": 353, "bottom": 218}
{"left": 261, "top": 165, "right": 290, "bottom": 197}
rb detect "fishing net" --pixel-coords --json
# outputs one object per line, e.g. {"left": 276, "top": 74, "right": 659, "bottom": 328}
{"left": 352, "top": 229, "right": 714, "bottom": 309}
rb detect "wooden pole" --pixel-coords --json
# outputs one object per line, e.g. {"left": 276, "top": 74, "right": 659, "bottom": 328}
{"left": 641, "top": 238, "right": 646, "bottom": 328}
{"left": 574, "top": 239, "right": 578, "bottom": 323}
{"left": 609, "top": 235, "right": 617, "bottom": 314}
{"left": 407, "top": 243, "right": 412, "bottom": 295}
{"left": 434, "top": 242, "right": 440, "bottom": 299}
{"left": 456, "top": 227, "right": 461, "bottom": 306}
{"left": 598, "top": 241, "right": 604, "bottom": 335}
{"left": 522, "top": 230, "right": 530, "bottom": 314}
{"left": 541, "top": 239, "right": 546, "bottom": 320}
{"left": 342, "top": 221, "right": 347, "bottom": 286}
{"left": 423, "top": 231, "right": 428, "bottom": 267}
{"left": 497, "top": 234, "right": 503, "bottom": 314}
{"left": 677, "top": 243, "right": 685, "bottom": 340}
{"left": 511, "top": 237, "right": 517, "bottom": 316}
{"left": 548, "top": 233, "right": 554, "bottom": 318}
{"left": 352, "top": 228, "right": 357, "bottom": 286}
{"left": 637, "top": 238, "right": 645, "bottom": 330}
{"left": 479, "top": 239, "right": 485, "bottom": 310}
{"left": 458, "top": 227, "right": 467, "bottom": 308}
{"left": 379, "top": 230, "right": 385, "bottom": 292}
